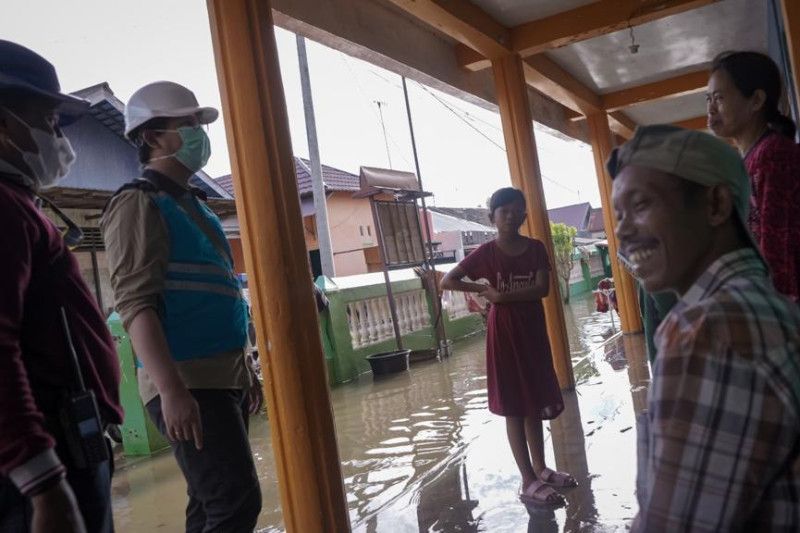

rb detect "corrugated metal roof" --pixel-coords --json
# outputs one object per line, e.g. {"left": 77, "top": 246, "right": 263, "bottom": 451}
{"left": 430, "top": 210, "right": 496, "bottom": 233}
{"left": 429, "top": 207, "right": 490, "bottom": 225}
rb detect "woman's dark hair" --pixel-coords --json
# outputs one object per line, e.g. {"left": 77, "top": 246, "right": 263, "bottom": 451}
{"left": 488, "top": 187, "right": 525, "bottom": 219}
{"left": 712, "top": 51, "right": 796, "bottom": 138}
{"left": 130, "top": 117, "right": 171, "bottom": 165}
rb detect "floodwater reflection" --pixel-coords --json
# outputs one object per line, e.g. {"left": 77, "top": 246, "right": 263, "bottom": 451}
{"left": 111, "top": 292, "right": 649, "bottom": 532}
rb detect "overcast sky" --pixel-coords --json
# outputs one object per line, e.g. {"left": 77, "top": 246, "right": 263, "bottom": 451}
{"left": 0, "top": 0, "right": 601, "bottom": 209}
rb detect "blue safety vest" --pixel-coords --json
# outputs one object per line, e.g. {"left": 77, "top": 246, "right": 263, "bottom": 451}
{"left": 146, "top": 188, "right": 249, "bottom": 361}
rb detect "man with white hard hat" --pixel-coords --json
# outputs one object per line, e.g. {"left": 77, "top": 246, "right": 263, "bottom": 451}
{"left": 0, "top": 40, "right": 122, "bottom": 533}
{"left": 101, "top": 81, "right": 262, "bottom": 532}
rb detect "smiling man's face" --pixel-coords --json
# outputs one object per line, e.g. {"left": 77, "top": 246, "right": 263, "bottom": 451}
{"left": 612, "top": 165, "right": 713, "bottom": 294}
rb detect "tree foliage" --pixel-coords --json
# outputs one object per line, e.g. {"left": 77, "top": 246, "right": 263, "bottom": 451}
{"left": 550, "top": 222, "right": 577, "bottom": 303}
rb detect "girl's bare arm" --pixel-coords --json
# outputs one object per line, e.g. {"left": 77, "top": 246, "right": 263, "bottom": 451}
{"left": 440, "top": 265, "right": 487, "bottom": 293}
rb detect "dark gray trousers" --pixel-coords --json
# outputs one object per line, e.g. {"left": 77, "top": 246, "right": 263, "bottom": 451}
{"left": 146, "top": 389, "right": 261, "bottom": 533}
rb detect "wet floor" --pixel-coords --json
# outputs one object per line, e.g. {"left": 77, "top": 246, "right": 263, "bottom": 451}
{"left": 111, "top": 292, "right": 650, "bottom": 532}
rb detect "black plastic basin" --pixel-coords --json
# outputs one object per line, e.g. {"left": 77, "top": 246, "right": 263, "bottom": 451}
{"left": 366, "top": 349, "right": 411, "bottom": 376}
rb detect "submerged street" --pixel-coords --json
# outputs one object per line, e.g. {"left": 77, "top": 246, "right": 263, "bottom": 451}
{"left": 112, "top": 293, "right": 649, "bottom": 532}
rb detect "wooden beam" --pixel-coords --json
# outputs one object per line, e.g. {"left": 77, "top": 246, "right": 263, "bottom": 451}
{"left": 602, "top": 70, "right": 710, "bottom": 112}
{"left": 586, "top": 112, "right": 643, "bottom": 334}
{"left": 392, "top": 1, "right": 605, "bottom": 114}
{"left": 206, "top": 1, "right": 350, "bottom": 531}
{"left": 609, "top": 111, "right": 637, "bottom": 138}
{"left": 455, "top": 43, "right": 491, "bottom": 72}
{"left": 389, "top": 0, "right": 640, "bottom": 138}
{"left": 780, "top": 0, "right": 800, "bottom": 113}
{"left": 524, "top": 55, "right": 602, "bottom": 114}
{"left": 491, "top": 53, "right": 574, "bottom": 390}
{"left": 459, "top": 0, "right": 718, "bottom": 70}
{"left": 385, "top": 0, "right": 509, "bottom": 59}
{"left": 672, "top": 115, "right": 708, "bottom": 130}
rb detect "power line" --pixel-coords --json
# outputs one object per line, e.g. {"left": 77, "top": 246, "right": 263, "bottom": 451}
{"left": 336, "top": 53, "right": 414, "bottom": 168}
{"left": 360, "top": 61, "right": 582, "bottom": 198}
{"left": 413, "top": 83, "right": 581, "bottom": 196}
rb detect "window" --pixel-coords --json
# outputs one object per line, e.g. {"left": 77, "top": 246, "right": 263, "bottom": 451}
{"left": 359, "top": 225, "right": 364, "bottom": 236}
{"left": 367, "top": 225, "right": 372, "bottom": 236}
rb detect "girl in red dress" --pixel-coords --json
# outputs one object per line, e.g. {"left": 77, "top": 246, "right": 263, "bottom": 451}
{"left": 441, "top": 187, "right": 576, "bottom": 506}
{"left": 707, "top": 51, "right": 800, "bottom": 301}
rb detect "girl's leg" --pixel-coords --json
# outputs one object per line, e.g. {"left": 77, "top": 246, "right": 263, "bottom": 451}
{"left": 514, "top": 416, "right": 565, "bottom": 505}
{"left": 525, "top": 415, "right": 577, "bottom": 488}
{"left": 524, "top": 416, "right": 546, "bottom": 474}
{"left": 505, "top": 416, "right": 536, "bottom": 487}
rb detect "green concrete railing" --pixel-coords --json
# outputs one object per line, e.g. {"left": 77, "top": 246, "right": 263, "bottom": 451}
{"left": 318, "top": 267, "right": 483, "bottom": 385}
{"left": 107, "top": 312, "right": 170, "bottom": 457}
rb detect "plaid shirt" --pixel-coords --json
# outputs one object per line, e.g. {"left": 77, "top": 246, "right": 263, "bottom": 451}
{"left": 635, "top": 248, "right": 800, "bottom": 532}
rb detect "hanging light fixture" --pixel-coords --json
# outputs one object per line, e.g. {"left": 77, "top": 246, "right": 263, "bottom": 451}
{"left": 628, "top": 20, "right": 640, "bottom": 54}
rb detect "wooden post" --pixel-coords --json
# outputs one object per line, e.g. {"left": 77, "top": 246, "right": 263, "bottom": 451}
{"left": 206, "top": 1, "right": 350, "bottom": 531}
{"left": 780, "top": 0, "right": 800, "bottom": 116}
{"left": 586, "top": 112, "right": 643, "bottom": 334}
{"left": 491, "top": 53, "right": 574, "bottom": 390}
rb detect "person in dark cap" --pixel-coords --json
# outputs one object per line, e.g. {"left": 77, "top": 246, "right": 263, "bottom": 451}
{"left": 0, "top": 41, "right": 122, "bottom": 533}
{"left": 610, "top": 125, "right": 800, "bottom": 531}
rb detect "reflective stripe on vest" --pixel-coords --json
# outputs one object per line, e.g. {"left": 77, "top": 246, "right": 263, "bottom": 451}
{"left": 163, "top": 279, "right": 242, "bottom": 300}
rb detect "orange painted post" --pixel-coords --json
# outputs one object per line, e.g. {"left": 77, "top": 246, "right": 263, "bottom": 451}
{"left": 586, "top": 112, "right": 643, "bottom": 334}
{"left": 780, "top": 0, "right": 800, "bottom": 111}
{"left": 491, "top": 53, "right": 575, "bottom": 390}
{"left": 206, "top": 1, "right": 350, "bottom": 531}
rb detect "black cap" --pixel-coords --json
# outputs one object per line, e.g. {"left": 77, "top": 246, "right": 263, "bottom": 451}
{"left": 0, "top": 40, "right": 89, "bottom": 125}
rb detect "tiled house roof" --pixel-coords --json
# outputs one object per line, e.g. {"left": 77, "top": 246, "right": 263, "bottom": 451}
{"left": 215, "top": 158, "right": 360, "bottom": 197}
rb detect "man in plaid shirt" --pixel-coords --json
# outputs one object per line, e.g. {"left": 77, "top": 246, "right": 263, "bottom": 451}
{"left": 608, "top": 125, "right": 800, "bottom": 531}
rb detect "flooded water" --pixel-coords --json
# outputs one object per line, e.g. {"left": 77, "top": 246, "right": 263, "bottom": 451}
{"left": 111, "top": 292, "right": 650, "bottom": 532}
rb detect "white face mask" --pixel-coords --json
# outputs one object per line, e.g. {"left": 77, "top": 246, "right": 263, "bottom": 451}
{"left": 0, "top": 107, "right": 76, "bottom": 189}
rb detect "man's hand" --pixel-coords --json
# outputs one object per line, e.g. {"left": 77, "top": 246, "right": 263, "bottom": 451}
{"left": 479, "top": 286, "right": 505, "bottom": 304}
{"left": 31, "top": 479, "right": 86, "bottom": 533}
{"left": 160, "top": 387, "right": 203, "bottom": 450}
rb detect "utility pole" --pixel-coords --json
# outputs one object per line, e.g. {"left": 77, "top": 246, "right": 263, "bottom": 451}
{"left": 401, "top": 76, "right": 448, "bottom": 352}
{"left": 374, "top": 100, "right": 393, "bottom": 169}
{"left": 297, "top": 35, "right": 335, "bottom": 278}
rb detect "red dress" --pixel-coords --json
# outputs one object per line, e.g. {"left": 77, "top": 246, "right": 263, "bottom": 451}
{"left": 745, "top": 131, "right": 800, "bottom": 301}
{"left": 459, "top": 238, "right": 563, "bottom": 418}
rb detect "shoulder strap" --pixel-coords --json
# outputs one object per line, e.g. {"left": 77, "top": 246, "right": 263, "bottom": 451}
{"left": 172, "top": 194, "right": 234, "bottom": 267}
{"left": 102, "top": 178, "right": 157, "bottom": 214}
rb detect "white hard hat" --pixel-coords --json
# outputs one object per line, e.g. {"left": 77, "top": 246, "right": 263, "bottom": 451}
{"left": 124, "top": 81, "right": 218, "bottom": 139}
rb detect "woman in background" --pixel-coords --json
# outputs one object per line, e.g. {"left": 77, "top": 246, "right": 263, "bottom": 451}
{"left": 707, "top": 51, "right": 800, "bottom": 301}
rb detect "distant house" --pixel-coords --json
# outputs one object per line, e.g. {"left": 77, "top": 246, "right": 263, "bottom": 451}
{"left": 424, "top": 209, "right": 495, "bottom": 261}
{"left": 547, "top": 202, "right": 592, "bottom": 236}
{"left": 585, "top": 207, "right": 607, "bottom": 239}
{"left": 216, "top": 159, "right": 381, "bottom": 277}
{"left": 429, "top": 206, "right": 491, "bottom": 226}
{"left": 42, "top": 83, "right": 234, "bottom": 315}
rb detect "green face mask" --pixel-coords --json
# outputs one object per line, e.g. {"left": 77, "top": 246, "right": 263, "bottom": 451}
{"left": 150, "top": 126, "right": 211, "bottom": 172}
{"left": 174, "top": 126, "right": 211, "bottom": 172}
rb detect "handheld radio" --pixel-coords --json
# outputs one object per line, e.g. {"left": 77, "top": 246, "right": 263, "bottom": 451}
{"left": 58, "top": 307, "right": 109, "bottom": 469}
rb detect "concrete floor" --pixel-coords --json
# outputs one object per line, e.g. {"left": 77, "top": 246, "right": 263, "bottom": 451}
{"left": 111, "top": 294, "right": 650, "bottom": 532}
